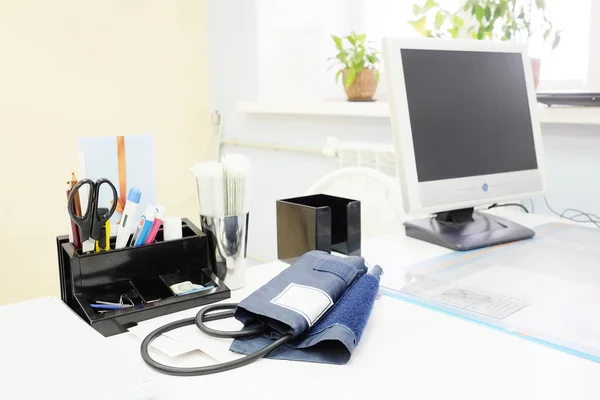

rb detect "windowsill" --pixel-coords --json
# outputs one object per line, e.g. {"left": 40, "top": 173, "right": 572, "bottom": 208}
{"left": 237, "top": 101, "right": 600, "bottom": 125}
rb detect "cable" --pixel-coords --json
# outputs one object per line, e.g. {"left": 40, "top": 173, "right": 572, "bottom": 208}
{"left": 559, "top": 208, "right": 600, "bottom": 221}
{"left": 140, "top": 303, "right": 292, "bottom": 376}
{"left": 543, "top": 197, "right": 600, "bottom": 229}
{"left": 488, "top": 203, "right": 529, "bottom": 213}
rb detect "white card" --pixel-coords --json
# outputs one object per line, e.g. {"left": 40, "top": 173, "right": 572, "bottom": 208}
{"left": 271, "top": 283, "right": 333, "bottom": 326}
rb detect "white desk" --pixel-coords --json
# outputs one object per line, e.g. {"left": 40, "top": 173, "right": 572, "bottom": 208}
{"left": 105, "top": 210, "right": 600, "bottom": 400}
{"left": 5, "top": 211, "right": 600, "bottom": 399}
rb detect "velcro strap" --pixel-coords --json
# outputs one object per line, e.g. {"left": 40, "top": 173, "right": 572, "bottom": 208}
{"left": 313, "top": 259, "right": 361, "bottom": 285}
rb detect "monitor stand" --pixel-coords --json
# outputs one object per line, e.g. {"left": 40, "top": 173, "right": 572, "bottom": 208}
{"left": 404, "top": 207, "right": 535, "bottom": 251}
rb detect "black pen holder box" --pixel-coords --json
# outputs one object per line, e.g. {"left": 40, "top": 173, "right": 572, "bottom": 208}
{"left": 56, "top": 218, "right": 230, "bottom": 337}
{"left": 276, "top": 194, "right": 361, "bottom": 263}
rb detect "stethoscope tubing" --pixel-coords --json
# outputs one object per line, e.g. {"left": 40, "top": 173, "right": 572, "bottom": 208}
{"left": 140, "top": 303, "right": 292, "bottom": 376}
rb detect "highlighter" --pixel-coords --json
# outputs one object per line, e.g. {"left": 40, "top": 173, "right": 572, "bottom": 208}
{"left": 115, "top": 187, "right": 142, "bottom": 249}
{"left": 132, "top": 205, "right": 157, "bottom": 246}
{"left": 144, "top": 205, "right": 165, "bottom": 244}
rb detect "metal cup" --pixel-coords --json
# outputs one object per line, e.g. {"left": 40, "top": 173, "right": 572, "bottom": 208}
{"left": 201, "top": 213, "right": 249, "bottom": 290}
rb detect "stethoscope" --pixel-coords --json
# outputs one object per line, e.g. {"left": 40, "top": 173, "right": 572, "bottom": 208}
{"left": 140, "top": 303, "right": 292, "bottom": 376}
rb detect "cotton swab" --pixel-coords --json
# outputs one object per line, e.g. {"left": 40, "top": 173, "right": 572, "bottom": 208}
{"left": 191, "top": 161, "right": 224, "bottom": 218}
{"left": 221, "top": 154, "right": 251, "bottom": 216}
{"left": 191, "top": 154, "right": 250, "bottom": 217}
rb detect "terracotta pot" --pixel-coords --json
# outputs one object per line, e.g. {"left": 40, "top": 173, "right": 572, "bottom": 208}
{"left": 531, "top": 58, "right": 541, "bottom": 89}
{"left": 343, "top": 68, "right": 378, "bottom": 101}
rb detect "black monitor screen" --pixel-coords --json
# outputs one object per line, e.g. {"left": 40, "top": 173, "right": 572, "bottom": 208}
{"left": 400, "top": 49, "right": 538, "bottom": 183}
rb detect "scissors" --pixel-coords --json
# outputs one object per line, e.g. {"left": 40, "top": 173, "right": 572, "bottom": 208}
{"left": 67, "top": 178, "right": 118, "bottom": 242}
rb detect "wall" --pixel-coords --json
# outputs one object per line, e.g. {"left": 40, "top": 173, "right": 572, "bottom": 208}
{"left": 208, "top": 0, "right": 600, "bottom": 263}
{"left": 0, "top": 1, "right": 211, "bottom": 305}
{"left": 208, "top": 0, "right": 394, "bottom": 262}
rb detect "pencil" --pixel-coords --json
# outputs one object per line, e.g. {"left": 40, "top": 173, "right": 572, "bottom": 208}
{"left": 67, "top": 186, "right": 82, "bottom": 249}
{"left": 71, "top": 172, "right": 82, "bottom": 217}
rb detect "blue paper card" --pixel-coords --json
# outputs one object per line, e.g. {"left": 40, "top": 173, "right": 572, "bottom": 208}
{"left": 77, "top": 135, "right": 157, "bottom": 227}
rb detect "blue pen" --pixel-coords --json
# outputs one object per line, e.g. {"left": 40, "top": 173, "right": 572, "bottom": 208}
{"left": 131, "top": 205, "right": 158, "bottom": 246}
{"left": 90, "top": 303, "right": 123, "bottom": 310}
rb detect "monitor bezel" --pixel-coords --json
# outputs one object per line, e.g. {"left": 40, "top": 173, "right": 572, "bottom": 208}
{"left": 383, "top": 37, "right": 546, "bottom": 215}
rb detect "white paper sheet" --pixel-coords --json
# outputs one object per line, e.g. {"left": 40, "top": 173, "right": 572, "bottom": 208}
{"left": 128, "top": 324, "right": 199, "bottom": 358}
{"left": 130, "top": 261, "right": 289, "bottom": 361}
{"left": 403, "top": 275, "right": 529, "bottom": 319}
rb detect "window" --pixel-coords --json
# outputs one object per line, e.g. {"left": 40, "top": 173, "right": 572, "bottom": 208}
{"left": 363, "top": 0, "right": 598, "bottom": 91}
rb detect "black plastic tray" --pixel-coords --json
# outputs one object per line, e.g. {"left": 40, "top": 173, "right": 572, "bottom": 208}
{"left": 57, "top": 218, "right": 230, "bottom": 336}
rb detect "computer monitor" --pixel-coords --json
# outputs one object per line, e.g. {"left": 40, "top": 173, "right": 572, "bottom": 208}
{"left": 382, "top": 38, "right": 546, "bottom": 251}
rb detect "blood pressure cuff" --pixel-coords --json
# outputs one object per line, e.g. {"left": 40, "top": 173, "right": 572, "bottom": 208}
{"left": 230, "top": 250, "right": 383, "bottom": 364}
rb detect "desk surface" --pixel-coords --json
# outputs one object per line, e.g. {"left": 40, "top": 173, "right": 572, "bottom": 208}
{"left": 105, "top": 211, "right": 600, "bottom": 400}
{"left": 5, "top": 211, "right": 598, "bottom": 400}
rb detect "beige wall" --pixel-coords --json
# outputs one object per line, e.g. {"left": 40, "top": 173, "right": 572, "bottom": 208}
{"left": 0, "top": 1, "right": 211, "bottom": 304}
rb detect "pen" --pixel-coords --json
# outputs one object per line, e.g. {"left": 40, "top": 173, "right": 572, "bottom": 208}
{"left": 90, "top": 304, "right": 124, "bottom": 310}
{"left": 144, "top": 205, "right": 165, "bottom": 244}
{"left": 132, "top": 204, "right": 157, "bottom": 246}
{"left": 115, "top": 187, "right": 142, "bottom": 249}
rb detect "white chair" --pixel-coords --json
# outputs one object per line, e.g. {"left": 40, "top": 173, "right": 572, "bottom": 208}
{"left": 305, "top": 167, "right": 406, "bottom": 240}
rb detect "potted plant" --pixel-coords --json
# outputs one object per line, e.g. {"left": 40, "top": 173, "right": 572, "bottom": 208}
{"left": 411, "top": 0, "right": 561, "bottom": 88}
{"left": 410, "top": 0, "right": 466, "bottom": 39}
{"left": 329, "top": 32, "right": 381, "bottom": 101}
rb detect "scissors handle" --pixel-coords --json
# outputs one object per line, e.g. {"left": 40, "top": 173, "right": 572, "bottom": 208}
{"left": 89, "top": 178, "right": 118, "bottom": 241}
{"left": 67, "top": 179, "right": 95, "bottom": 241}
{"left": 67, "top": 178, "right": 118, "bottom": 242}
{"left": 94, "top": 178, "right": 118, "bottom": 222}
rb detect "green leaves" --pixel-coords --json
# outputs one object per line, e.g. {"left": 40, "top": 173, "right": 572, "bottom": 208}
{"left": 448, "top": 27, "right": 460, "bottom": 38}
{"left": 329, "top": 32, "right": 379, "bottom": 87}
{"left": 344, "top": 67, "right": 356, "bottom": 88}
{"left": 474, "top": 4, "right": 484, "bottom": 21}
{"left": 493, "top": 6, "right": 502, "bottom": 19}
{"left": 434, "top": 11, "right": 445, "bottom": 30}
{"left": 552, "top": 31, "right": 561, "bottom": 50}
{"left": 331, "top": 35, "right": 342, "bottom": 51}
{"left": 375, "top": 69, "right": 380, "bottom": 82}
{"left": 457, "top": 0, "right": 559, "bottom": 51}
{"left": 410, "top": 0, "right": 469, "bottom": 39}
{"left": 423, "top": 0, "right": 438, "bottom": 11}
{"left": 336, "top": 51, "right": 348, "bottom": 64}
{"left": 484, "top": 6, "right": 491, "bottom": 21}
{"left": 409, "top": 16, "right": 429, "bottom": 36}
{"left": 452, "top": 15, "right": 464, "bottom": 28}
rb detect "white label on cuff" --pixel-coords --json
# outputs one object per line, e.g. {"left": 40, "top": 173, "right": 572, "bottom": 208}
{"left": 271, "top": 283, "right": 333, "bottom": 326}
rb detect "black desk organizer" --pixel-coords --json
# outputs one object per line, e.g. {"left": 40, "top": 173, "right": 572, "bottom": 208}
{"left": 276, "top": 194, "right": 361, "bottom": 263}
{"left": 56, "top": 218, "right": 230, "bottom": 337}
